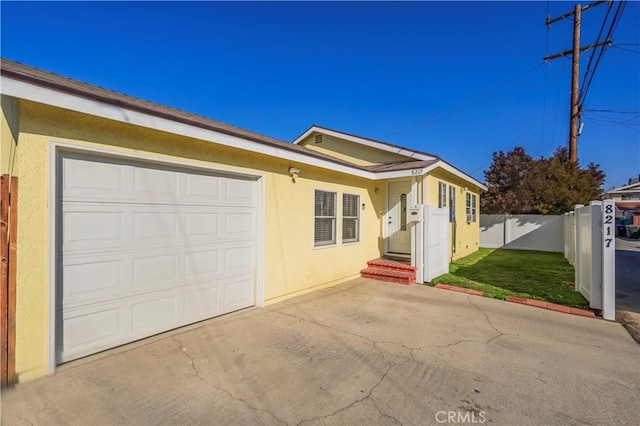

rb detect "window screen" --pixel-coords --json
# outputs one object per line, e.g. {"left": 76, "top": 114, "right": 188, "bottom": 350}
{"left": 438, "top": 182, "right": 447, "bottom": 208}
{"left": 315, "top": 190, "right": 336, "bottom": 246}
{"left": 466, "top": 193, "right": 477, "bottom": 223}
{"left": 342, "top": 194, "right": 360, "bottom": 243}
{"left": 449, "top": 186, "right": 456, "bottom": 222}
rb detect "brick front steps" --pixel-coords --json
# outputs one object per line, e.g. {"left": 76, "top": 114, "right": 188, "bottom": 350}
{"left": 360, "top": 258, "right": 416, "bottom": 285}
{"left": 433, "top": 283, "right": 595, "bottom": 318}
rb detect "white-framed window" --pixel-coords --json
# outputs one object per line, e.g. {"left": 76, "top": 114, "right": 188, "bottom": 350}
{"left": 314, "top": 190, "right": 337, "bottom": 246}
{"left": 449, "top": 186, "right": 456, "bottom": 222}
{"left": 438, "top": 182, "right": 447, "bottom": 208}
{"left": 466, "top": 193, "right": 477, "bottom": 223}
{"left": 342, "top": 193, "right": 360, "bottom": 243}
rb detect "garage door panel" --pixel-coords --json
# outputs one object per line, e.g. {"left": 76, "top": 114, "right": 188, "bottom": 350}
{"left": 184, "top": 249, "right": 221, "bottom": 278}
{"left": 63, "top": 243, "right": 252, "bottom": 307}
{"left": 185, "top": 173, "right": 221, "bottom": 202}
{"left": 131, "top": 295, "right": 178, "bottom": 333}
{"left": 133, "top": 167, "right": 179, "bottom": 202}
{"left": 60, "top": 273, "right": 253, "bottom": 361}
{"left": 185, "top": 212, "right": 220, "bottom": 239}
{"left": 224, "top": 278, "right": 254, "bottom": 306}
{"left": 63, "top": 206, "right": 126, "bottom": 252}
{"left": 183, "top": 286, "right": 221, "bottom": 322}
{"left": 62, "top": 306, "right": 122, "bottom": 355}
{"left": 59, "top": 154, "right": 258, "bottom": 363}
{"left": 64, "top": 211, "right": 123, "bottom": 244}
{"left": 225, "top": 246, "right": 254, "bottom": 271}
{"left": 63, "top": 205, "right": 253, "bottom": 254}
{"left": 224, "top": 178, "right": 257, "bottom": 204}
{"left": 63, "top": 259, "right": 123, "bottom": 299}
{"left": 132, "top": 211, "right": 179, "bottom": 242}
{"left": 225, "top": 212, "right": 255, "bottom": 237}
{"left": 62, "top": 156, "right": 126, "bottom": 200}
{"left": 132, "top": 253, "right": 179, "bottom": 288}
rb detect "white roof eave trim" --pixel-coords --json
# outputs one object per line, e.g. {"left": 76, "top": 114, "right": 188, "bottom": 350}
{"left": 2, "top": 77, "right": 486, "bottom": 190}
{"left": 1, "top": 76, "right": 379, "bottom": 179}
{"left": 293, "top": 125, "right": 437, "bottom": 162}
{"left": 371, "top": 160, "right": 487, "bottom": 189}
{"left": 421, "top": 161, "right": 488, "bottom": 191}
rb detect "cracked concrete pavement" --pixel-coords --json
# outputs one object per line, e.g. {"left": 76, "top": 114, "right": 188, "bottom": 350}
{"left": 2, "top": 278, "right": 639, "bottom": 425}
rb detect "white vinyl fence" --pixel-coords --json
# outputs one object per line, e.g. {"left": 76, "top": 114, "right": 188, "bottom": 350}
{"left": 564, "top": 200, "right": 616, "bottom": 320}
{"left": 480, "top": 214, "right": 564, "bottom": 252}
{"left": 412, "top": 205, "right": 449, "bottom": 283}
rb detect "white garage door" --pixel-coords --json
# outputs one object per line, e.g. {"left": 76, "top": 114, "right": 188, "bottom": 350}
{"left": 58, "top": 153, "right": 258, "bottom": 363}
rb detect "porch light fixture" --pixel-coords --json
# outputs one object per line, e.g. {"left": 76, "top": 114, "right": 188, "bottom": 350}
{"left": 288, "top": 167, "right": 300, "bottom": 182}
{"left": 374, "top": 186, "right": 380, "bottom": 194}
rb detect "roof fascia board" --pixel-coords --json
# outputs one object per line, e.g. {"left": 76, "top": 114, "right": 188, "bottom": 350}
{"left": 372, "top": 169, "right": 425, "bottom": 180}
{"left": 371, "top": 160, "right": 488, "bottom": 190}
{"left": 607, "top": 183, "right": 640, "bottom": 192}
{"left": 293, "top": 125, "right": 437, "bottom": 162}
{"left": 422, "top": 161, "right": 488, "bottom": 191}
{"left": 1, "top": 76, "right": 376, "bottom": 180}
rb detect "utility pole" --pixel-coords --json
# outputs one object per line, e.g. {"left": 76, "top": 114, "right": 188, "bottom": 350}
{"left": 570, "top": 4, "right": 581, "bottom": 164}
{"left": 544, "top": 1, "right": 609, "bottom": 163}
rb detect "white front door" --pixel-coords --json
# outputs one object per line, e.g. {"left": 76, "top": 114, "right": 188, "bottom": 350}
{"left": 387, "top": 181, "right": 412, "bottom": 254}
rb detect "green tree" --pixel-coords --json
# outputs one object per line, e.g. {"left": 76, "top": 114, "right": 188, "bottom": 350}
{"left": 481, "top": 147, "right": 535, "bottom": 214}
{"left": 481, "top": 146, "right": 605, "bottom": 215}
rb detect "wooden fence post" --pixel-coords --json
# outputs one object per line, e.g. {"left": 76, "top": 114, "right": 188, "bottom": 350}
{"left": 1, "top": 175, "right": 9, "bottom": 387}
{"left": 1, "top": 174, "right": 17, "bottom": 387}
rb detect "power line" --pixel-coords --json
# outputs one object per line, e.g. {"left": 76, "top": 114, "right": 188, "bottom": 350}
{"left": 579, "top": 0, "right": 628, "bottom": 106}
{"left": 612, "top": 45, "right": 640, "bottom": 53}
{"left": 578, "top": 2, "right": 613, "bottom": 102}
{"left": 583, "top": 108, "right": 640, "bottom": 114}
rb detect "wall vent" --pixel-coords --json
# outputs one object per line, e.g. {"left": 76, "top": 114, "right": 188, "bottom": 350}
{"left": 314, "top": 134, "right": 323, "bottom": 144}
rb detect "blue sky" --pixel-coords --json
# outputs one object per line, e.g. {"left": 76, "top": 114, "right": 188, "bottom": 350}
{"left": 2, "top": 1, "right": 638, "bottom": 188}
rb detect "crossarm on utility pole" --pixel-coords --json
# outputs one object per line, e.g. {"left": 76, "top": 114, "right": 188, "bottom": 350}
{"left": 544, "top": 0, "right": 609, "bottom": 163}
{"left": 545, "top": 0, "right": 607, "bottom": 26}
{"left": 543, "top": 39, "right": 612, "bottom": 62}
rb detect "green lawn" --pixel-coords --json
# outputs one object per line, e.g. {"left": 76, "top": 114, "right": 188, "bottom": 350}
{"left": 430, "top": 248, "right": 590, "bottom": 309}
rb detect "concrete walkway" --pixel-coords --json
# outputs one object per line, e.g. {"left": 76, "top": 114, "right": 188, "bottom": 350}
{"left": 2, "top": 279, "right": 639, "bottom": 425}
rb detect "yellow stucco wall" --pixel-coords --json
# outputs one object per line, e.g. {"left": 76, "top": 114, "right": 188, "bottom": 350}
{"left": 299, "top": 133, "right": 410, "bottom": 166}
{"left": 425, "top": 169, "right": 481, "bottom": 261}
{"left": 1, "top": 95, "right": 20, "bottom": 175}
{"left": 11, "top": 100, "right": 386, "bottom": 382}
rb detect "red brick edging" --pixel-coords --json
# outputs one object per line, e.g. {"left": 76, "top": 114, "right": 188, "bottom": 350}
{"left": 434, "top": 284, "right": 595, "bottom": 319}
{"left": 434, "top": 284, "right": 485, "bottom": 296}
{"left": 505, "top": 296, "right": 595, "bottom": 318}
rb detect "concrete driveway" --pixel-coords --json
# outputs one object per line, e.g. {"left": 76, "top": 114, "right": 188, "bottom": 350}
{"left": 616, "top": 238, "right": 640, "bottom": 313}
{"left": 2, "top": 279, "right": 639, "bottom": 425}
{"left": 616, "top": 238, "right": 640, "bottom": 342}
